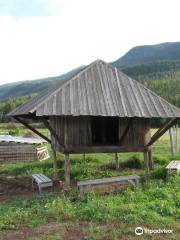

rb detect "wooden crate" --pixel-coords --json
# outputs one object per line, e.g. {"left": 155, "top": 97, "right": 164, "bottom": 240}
{"left": 166, "top": 160, "right": 180, "bottom": 174}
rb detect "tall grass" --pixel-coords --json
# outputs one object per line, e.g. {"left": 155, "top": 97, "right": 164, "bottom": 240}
{"left": 0, "top": 174, "right": 179, "bottom": 230}
{"left": 0, "top": 128, "right": 180, "bottom": 232}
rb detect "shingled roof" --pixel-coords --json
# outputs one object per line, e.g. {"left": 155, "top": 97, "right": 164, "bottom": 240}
{"left": 9, "top": 60, "right": 180, "bottom": 118}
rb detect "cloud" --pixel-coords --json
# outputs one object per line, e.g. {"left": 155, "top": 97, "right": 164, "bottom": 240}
{"left": 0, "top": 0, "right": 180, "bottom": 85}
{"left": 0, "top": 0, "right": 52, "bottom": 17}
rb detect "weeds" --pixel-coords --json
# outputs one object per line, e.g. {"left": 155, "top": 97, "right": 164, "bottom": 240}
{"left": 0, "top": 175, "right": 179, "bottom": 230}
{"left": 0, "top": 130, "right": 179, "bottom": 233}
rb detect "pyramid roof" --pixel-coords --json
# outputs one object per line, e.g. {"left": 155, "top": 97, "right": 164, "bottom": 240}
{"left": 9, "top": 60, "right": 180, "bottom": 118}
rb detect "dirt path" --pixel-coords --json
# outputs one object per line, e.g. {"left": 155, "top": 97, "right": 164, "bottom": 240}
{"left": 1, "top": 221, "right": 178, "bottom": 240}
{"left": 0, "top": 175, "right": 61, "bottom": 202}
{"left": 0, "top": 222, "right": 87, "bottom": 240}
{"left": 0, "top": 175, "right": 33, "bottom": 202}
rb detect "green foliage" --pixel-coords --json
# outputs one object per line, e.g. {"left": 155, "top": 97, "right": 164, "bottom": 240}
{"left": 0, "top": 159, "right": 63, "bottom": 178}
{"left": 0, "top": 96, "right": 32, "bottom": 122}
{"left": 122, "top": 154, "right": 143, "bottom": 169}
{"left": 0, "top": 174, "right": 179, "bottom": 230}
{"left": 150, "top": 166, "right": 167, "bottom": 180}
{"left": 0, "top": 131, "right": 179, "bottom": 232}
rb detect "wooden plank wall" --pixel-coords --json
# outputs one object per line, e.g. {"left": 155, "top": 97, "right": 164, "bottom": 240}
{"left": 50, "top": 116, "right": 151, "bottom": 153}
{"left": 50, "top": 116, "right": 91, "bottom": 151}
{"left": 119, "top": 118, "right": 151, "bottom": 148}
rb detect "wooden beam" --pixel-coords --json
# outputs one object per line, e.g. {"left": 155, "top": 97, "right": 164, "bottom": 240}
{"left": 148, "top": 149, "right": 153, "bottom": 170}
{"left": 64, "top": 153, "right": 70, "bottom": 189}
{"left": 149, "top": 118, "right": 175, "bottom": 143}
{"left": 115, "top": 153, "right": 119, "bottom": 170}
{"left": 147, "top": 118, "right": 178, "bottom": 146}
{"left": 41, "top": 119, "right": 61, "bottom": 180}
{"left": 41, "top": 118, "right": 65, "bottom": 152}
{"left": 51, "top": 145, "right": 59, "bottom": 180}
{"left": 14, "top": 117, "right": 51, "bottom": 143}
{"left": 169, "top": 125, "right": 178, "bottom": 155}
{"left": 119, "top": 118, "right": 133, "bottom": 145}
{"left": 144, "top": 151, "right": 149, "bottom": 180}
{"left": 65, "top": 145, "right": 148, "bottom": 154}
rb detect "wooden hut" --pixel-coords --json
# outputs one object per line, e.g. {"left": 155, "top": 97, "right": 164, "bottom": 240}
{"left": 8, "top": 60, "right": 180, "bottom": 186}
{"left": 0, "top": 135, "right": 49, "bottom": 162}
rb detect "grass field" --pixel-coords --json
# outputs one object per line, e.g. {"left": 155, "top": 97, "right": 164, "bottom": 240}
{"left": 0, "top": 127, "right": 180, "bottom": 239}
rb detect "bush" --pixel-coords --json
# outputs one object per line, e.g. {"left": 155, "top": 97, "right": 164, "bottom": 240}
{"left": 153, "top": 155, "right": 169, "bottom": 166}
{"left": 150, "top": 166, "right": 167, "bottom": 179}
{"left": 122, "top": 154, "right": 143, "bottom": 169}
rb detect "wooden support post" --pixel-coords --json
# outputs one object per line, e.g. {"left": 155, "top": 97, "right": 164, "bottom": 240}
{"left": 42, "top": 118, "right": 65, "bottom": 152}
{"left": 169, "top": 125, "right": 178, "bottom": 155}
{"left": 115, "top": 153, "right": 119, "bottom": 170}
{"left": 148, "top": 149, "right": 153, "bottom": 170}
{"left": 64, "top": 153, "right": 70, "bottom": 189}
{"left": 51, "top": 145, "right": 59, "bottom": 180}
{"left": 144, "top": 151, "right": 149, "bottom": 179}
{"left": 147, "top": 118, "right": 178, "bottom": 146}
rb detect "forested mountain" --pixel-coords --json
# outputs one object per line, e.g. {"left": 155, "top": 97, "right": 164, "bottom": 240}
{"left": 0, "top": 66, "right": 83, "bottom": 101}
{"left": 112, "top": 42, "right": 180, "bottom": 67}
{"left": 0, "top": 42, "right": 180, "bottom": 122}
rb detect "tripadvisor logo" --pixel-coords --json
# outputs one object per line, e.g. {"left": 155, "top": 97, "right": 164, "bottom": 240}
{"left": 135, "top": 227, "right": 173, "bottom": 236}
{"left": 135, "top": 227, "right": 143, "bottom": 235}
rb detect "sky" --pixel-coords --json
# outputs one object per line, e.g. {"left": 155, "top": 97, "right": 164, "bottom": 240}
{"left": 0, "top": 0, "right": 180, "bottom": 85}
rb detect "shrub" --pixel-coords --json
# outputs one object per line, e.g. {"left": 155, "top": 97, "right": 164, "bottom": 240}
{"left": 153, "top": 155, "right": 169, "bottom": 166}
{"left": 150, "top": 166, "right": 167, "bottom": 179}
{"left": 123, "top": 154, "right": 143, "bottom": 169}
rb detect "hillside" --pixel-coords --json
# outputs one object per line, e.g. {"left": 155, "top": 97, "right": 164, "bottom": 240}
{"left": 0, "top": 66, "right": 83, "bottom": 101}
{"left": 112, "top": 41, "right": 180, "bottom": 67}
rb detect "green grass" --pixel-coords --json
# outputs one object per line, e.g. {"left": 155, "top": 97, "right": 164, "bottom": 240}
{"left": 0, "top": 174, "right": 179, "bottom": 229}
{"left": 0, "top": 152, "right": 144, "bottom": 179}
{"left": 0, "top": 152, "right": 180, "bottom": 231}
{"left": 0, "top": 128, "right": 180, "bottom": 239}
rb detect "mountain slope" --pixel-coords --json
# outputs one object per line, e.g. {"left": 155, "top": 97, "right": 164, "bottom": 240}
{"left": 112, "top": 42, "right": 180, "bottom": 67}
{"left": 0, "top": 66, "right": 84, "bottom": 101}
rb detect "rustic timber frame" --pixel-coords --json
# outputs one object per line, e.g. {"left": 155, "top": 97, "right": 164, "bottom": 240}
{"left": 49, "top": 116, "right": 150, "bottom": 154}
{"left": 13, "top": 115, "right": 177, "bottom": 185}
{"left": 8, "top": 60, "right": 180, "bottom": 188}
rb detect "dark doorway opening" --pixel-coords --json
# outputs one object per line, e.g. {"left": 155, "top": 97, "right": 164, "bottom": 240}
{"left": 91, "top": 117, "right": 119, "bottom": 145}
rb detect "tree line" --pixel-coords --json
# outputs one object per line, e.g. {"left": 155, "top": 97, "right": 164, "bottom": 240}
{"left": 0, "top": 96, "right": 31, "bottom": 122}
